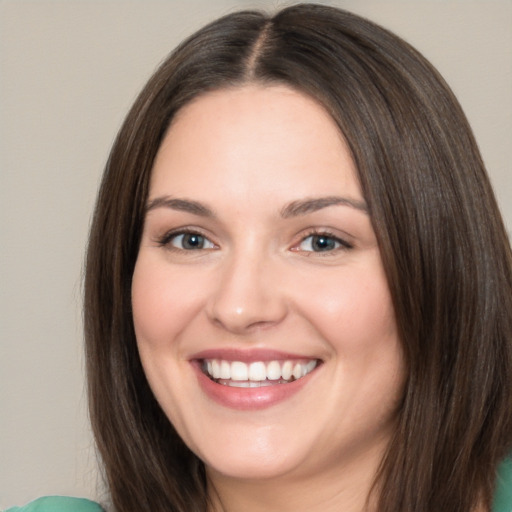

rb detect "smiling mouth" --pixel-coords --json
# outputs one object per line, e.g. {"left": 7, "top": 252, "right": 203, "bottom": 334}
{"left": 201, "top": 359, "right": 320, "bottom": 388}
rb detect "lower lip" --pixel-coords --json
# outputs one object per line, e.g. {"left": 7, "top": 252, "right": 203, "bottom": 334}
{"left": 192, "top": 362, "right": 315, "bottom": 410}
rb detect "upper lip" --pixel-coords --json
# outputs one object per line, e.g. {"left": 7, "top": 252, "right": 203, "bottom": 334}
{"left": 190, "top": 348, "right": 320, "bottom": 363}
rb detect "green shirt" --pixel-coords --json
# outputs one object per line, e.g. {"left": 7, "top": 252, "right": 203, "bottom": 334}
{"left": 5, "top": 459, "right": 511, "bottom": 512}
{"left": 494, "top": 457, "right": 512, "bottom": 512}
{"left": 4, "top": 496, "right": 104, "bottom": 512}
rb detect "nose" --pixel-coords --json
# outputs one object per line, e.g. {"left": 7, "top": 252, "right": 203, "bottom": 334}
{"left": 206, "top": 250, "right": 288, "bottom": 334}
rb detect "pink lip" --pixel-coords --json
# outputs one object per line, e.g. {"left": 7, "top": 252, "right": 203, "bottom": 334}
{"left": 189, "top": 349, "right": 320, "bottom": 411}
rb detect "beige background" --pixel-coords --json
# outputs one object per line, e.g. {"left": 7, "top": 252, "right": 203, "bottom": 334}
{"left": 1, "top": 0, "right": 511, "bottom": 508}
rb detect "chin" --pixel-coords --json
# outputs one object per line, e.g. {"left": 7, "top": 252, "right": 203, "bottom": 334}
{"left": 203, "top": 451, "right": 303, "bottom": 481}
{"left": 190, "top": 425, "right": 311, "bottom": 481}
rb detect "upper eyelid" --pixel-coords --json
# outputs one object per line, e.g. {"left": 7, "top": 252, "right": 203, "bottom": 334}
{"left": 155, "top": 227, "right": 215, "bottom": 246}
{"left": 303, "top": 232, "right": 350, "bottom": 243}
{"left": 295, "top": 227, "right": 353, "bottom": 245}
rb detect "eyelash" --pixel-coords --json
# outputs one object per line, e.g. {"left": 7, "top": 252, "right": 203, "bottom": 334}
{"left": 295, "top": 229, "right": 353, "bottom": 254}
{"left": 155, "top": 228, "right": 353, "bottom": 253}
{"left": 156, "top": 228, "right": 215, "bottom": 251}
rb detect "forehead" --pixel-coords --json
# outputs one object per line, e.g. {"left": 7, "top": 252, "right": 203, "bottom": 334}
{"left": 150, "top": 84, "right": 361, "bottom": 203}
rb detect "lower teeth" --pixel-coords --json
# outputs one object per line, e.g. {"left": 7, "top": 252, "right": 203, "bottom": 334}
{"left": 215, "top": 378, "right": 295, "bottom": 388}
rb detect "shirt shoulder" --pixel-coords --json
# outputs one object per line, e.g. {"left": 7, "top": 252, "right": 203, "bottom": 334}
{"left": 4, "top": 496, "right": 104, "bottom": 512}
{"left": 493, "top": 457, "right": 512, "bottom": 512}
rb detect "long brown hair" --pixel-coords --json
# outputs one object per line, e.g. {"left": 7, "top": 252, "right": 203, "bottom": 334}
{"left": 84, "top": 4, "right": 512, "bottom": 511}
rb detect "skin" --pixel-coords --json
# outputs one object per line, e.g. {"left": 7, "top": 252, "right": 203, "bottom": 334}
{"left": 132, "top": 85, "right": 405, "bottom": 512}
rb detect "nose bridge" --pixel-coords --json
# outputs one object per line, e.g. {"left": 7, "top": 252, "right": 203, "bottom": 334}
{"left": 207, "top": 242, "right": 287, "bottom": 333}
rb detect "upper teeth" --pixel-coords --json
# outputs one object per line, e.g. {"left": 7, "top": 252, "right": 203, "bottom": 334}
{"left": 203, "top": 359, "right": 318, "bottom": 382}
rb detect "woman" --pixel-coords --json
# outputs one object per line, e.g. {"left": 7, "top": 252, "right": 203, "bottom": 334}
{"left": 9, "top": 3, "right": 512, "bottom": 512}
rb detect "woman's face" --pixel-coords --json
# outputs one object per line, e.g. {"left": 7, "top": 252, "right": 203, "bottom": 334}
{"left": 132, "top": 85, "right": 404, "bottom": 484}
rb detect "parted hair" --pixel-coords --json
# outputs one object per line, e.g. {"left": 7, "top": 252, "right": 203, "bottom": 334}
{"left": 84, "top": 4, "right": 512, "bottom": 511}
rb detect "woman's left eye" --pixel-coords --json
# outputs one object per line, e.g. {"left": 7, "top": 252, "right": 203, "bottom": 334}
{"left": 168, "top": 232, "right": 215, "bottom": 250}
{"left": 298, "top": 233, "right": 350, "bottom": 252}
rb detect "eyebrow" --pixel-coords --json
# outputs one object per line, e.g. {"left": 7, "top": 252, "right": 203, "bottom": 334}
{"left": 280, "top": 196, "right": 368, "bottom": 218}
{"left": 145, "top": 194, "right": 368, "bottom": 219}
{"left": 146, "top": 196, "right": 215, "bottom": 217}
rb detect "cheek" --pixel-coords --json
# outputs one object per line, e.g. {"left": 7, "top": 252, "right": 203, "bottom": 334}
{"left": 131, "top": 255, "right": 201, "bottom": 347}
{"left": 297, "top": 266, "right": 397, "bottom": 355}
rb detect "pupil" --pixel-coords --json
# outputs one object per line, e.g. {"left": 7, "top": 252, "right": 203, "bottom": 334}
{"left": 183, "top": 234, "right": 203, "bottom": 249}
{"left": 313, "top": 236, "right": 335, "bottom": 251}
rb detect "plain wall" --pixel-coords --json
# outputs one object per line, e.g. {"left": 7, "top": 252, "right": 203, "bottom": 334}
{"left": 1, "top": 0, "right": 511, "bottom": 508}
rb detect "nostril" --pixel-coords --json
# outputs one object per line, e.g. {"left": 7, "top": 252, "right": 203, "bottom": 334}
{"left": 210, "top": 315, "right": 281, "bottom": 334}
{"left": 207, "top": 295, "right": 288, "bottom": 334}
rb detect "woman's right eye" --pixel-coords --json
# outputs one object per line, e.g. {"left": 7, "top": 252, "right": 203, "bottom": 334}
{"left": 164, "top": 232, "right": 216, "bottom": 251}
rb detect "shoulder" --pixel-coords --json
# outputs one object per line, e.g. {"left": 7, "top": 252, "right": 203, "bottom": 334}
{"left": 493, "top": 458, "right": 512, "bottom": 512}
{"left": 4, "top": 496, "right": 104, "bottom": 512}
